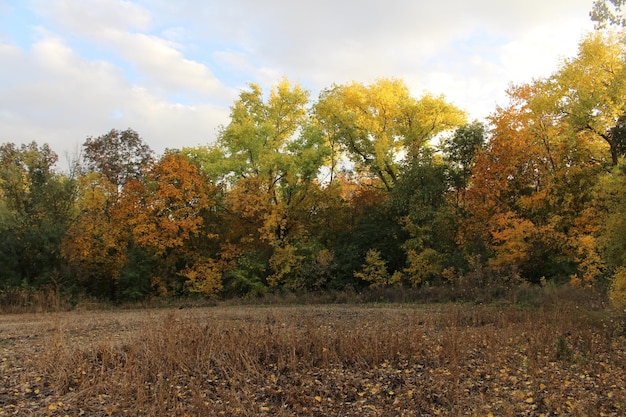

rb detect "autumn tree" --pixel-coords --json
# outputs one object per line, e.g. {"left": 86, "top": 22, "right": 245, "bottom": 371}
{"left": 61, "top": 172, "right": 129, "bottom": 298}
{"left": 62, "top": 129, "right": 154, "bottom": 299}
{"left": 461, "top": 83, "right": 570, "bottom": 282}
{"left": 591, "top": 158, "right": 626, "bottom": 303}
{"left": 535, "top": 32, "right": 626, "bottom": 283}
{"left": 554, "top": 32, "right": 626, "bottom": 166}
{"left": 314, "top": 78, "right": 466, "bottom": 191}
{"left": 462, "top": 34, "right": 626, "bottom": 284}
{"left": 117, "top": 152, "right": 222, "bottom": 296}
{"left": 354, "top": 249, "right": 402, "bottom": 289}
{"left": 309, "top": 80, "right": 466, "bottom": 287}
{"left": 193, "top": 79, "right": 331, "bottom": 293}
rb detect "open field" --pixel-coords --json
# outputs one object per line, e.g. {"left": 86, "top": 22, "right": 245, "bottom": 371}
{"left": 0, "top": 301, "right": 625, "bottom": 416}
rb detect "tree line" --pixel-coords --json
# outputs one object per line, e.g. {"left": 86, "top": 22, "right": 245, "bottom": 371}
{"left": 1, "top": 30, "right": 626, "bottom": 304}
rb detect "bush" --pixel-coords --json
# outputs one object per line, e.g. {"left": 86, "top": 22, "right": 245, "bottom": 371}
{"left": 609, "top": 267, "right": 626, "bottom": 310}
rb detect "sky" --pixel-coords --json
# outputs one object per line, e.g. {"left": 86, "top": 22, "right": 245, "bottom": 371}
{"left": 0, "top": 0, "right": 596, "bottom": 160}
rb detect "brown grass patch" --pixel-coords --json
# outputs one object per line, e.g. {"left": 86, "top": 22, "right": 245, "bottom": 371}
{"left": 1, "top": 302, "right": 625, "bottom": 416}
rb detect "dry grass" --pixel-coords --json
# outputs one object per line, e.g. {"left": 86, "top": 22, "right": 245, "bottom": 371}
{"left": 1, "top": 301, "right": 625, "bottom": 416}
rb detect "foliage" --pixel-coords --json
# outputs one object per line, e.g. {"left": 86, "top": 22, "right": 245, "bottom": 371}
{"left": 555, "top": 32, "right": 626, "bottom": 166}
{"left": 440, "top": 121, "right": 487, "bottom": 207}
{"left": 327, "top": 180, "right": 405, "bottom": 288}
{"left": 459, "top": 34, "right": 626, "bottom": 284}
{"left": 591, "top": 0, "right": 626, "bottom": 28}
{"left": 222, "top": 249, "right": 269, "bottom": 297}
{"left": 598, "top": 160, "right": 626, "bottom": 272}
{"left": 314, "top": 79, "right": 466, "bottom": 191}
{"left": 181, "top": 257, "right": 223, "bottom": 297}
{"left": 61, "top": 172, "right": 126, "bottom": 298}
{"left": 354, "top": 249, "right": 402, "bottom": 289}
{"left": 82, "top": 128, "right": 153, "bottom": 189}
{"left": 4, "top": 29, "right": 626, "bottom": 300}
{"left": 609, "top": 267, "right": 626, "bottom": 309}
{"left": 119, "top": 152, "right": 222, "bottom": 296}
{"left": 0, "top": 142, "right": 75, "bottom": 288}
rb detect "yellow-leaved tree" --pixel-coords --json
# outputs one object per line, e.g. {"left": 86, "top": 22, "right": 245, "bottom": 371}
{"left": 314, "top": 78, "right": 466, "bottom": 191}
{"left": 61, "top": 172, "right": 128, "bottom": 298}
{"left": 191, "top": 79, "right": 332, "bottom": 292}
{"left": 354, "top": 249, "right": 402, "bottom": 289}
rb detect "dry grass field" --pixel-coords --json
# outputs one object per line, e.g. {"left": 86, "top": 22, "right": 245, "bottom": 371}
{"left": 0, "top": 298, "right": 625, "bottom": 416}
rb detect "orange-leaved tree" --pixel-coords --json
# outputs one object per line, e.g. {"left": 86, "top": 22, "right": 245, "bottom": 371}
{"left": 462, "top": 82, "right": 582, "bottom": 283}
{"left": 462, "top": 33, "right": 626, "bottom": 284}
{"left": 117, "top": 152, "right": 223, "bottom": 296}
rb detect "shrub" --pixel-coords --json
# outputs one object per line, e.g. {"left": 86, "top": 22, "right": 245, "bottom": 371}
{"left": 609, "top": 267, "right": 626, "bottom": 310}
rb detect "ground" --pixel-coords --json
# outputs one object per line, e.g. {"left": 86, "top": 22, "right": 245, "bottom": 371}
{"left": 0, "top": 302, "right": 625, "bottom": 416}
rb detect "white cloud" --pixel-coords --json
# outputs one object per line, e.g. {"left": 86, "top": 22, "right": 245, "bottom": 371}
{"left": 169, "top": 0, "right": 595, "bottom": 123}
{"left": 0, "top": 32, "right": 228, "bottom": 156}
{"left": 500, "top": 20, "right": 591, "bottom": 83}
{"left": 35, "top": 0, "right": 153, "bottom": 34}
{"left": 34, "top": 0, "right": 234, "bottom": 104}
{"left": 0, "top": 0, "right": 598, "bottom": 158}
{"left": 113, "top": 32, "right": 232, "bottom": 101}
